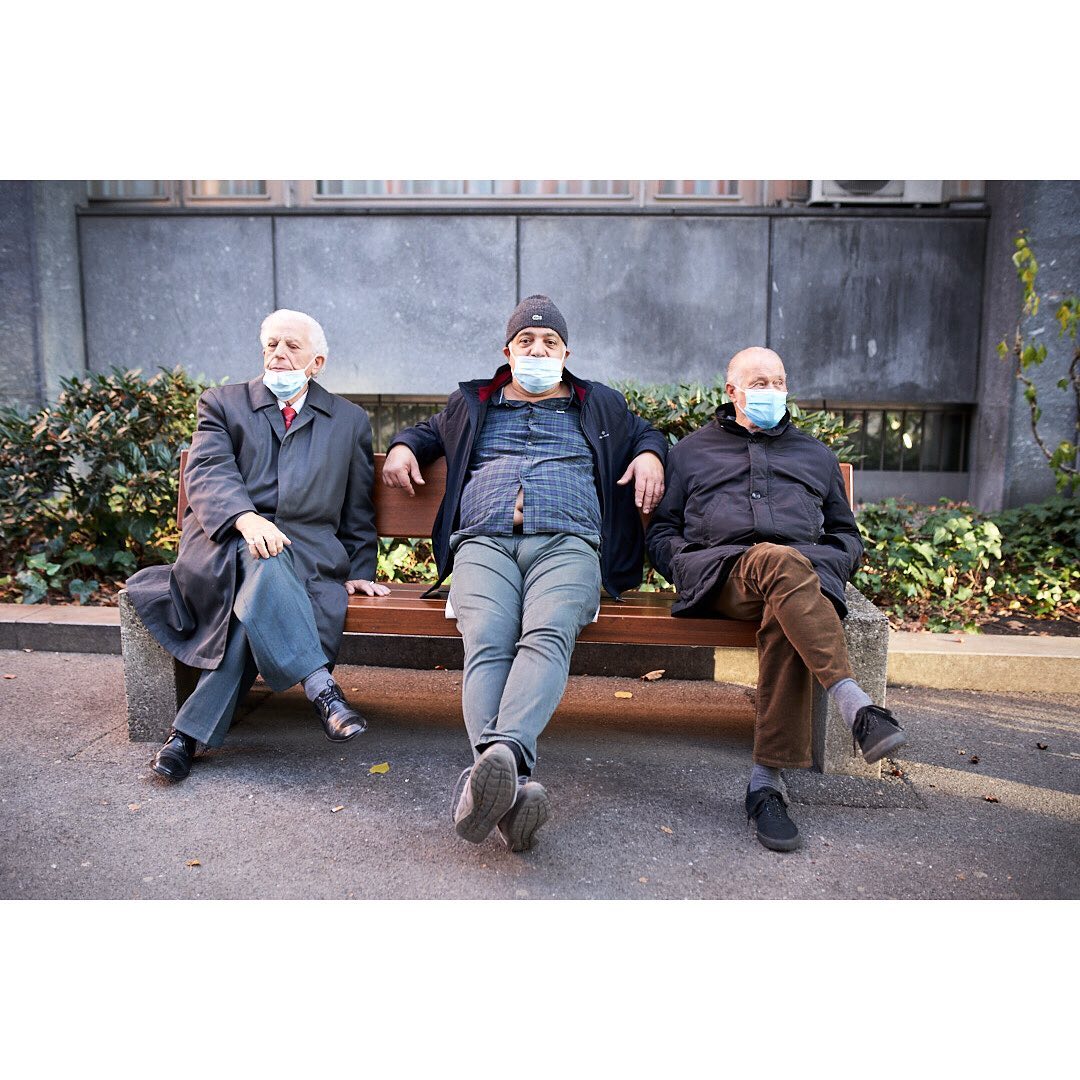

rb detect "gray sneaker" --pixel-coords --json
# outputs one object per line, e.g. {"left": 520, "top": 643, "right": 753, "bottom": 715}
{"left": 497, "top": 777, "right": 551, "bottom": 852}
{"left": 452, "top": 743, "right": 519, "bottom": 844}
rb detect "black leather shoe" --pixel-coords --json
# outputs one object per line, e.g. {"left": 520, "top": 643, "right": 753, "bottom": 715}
{"left": 745, "top": 785, "right": 801, "bottom": 852}
{"left": 312, "top": 680, "right": 368, "bottom": 742}
{"left": 151, "top": 729, "right": 198, "bottom": 781}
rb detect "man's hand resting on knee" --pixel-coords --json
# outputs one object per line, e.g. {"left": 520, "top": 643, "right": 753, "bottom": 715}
{"left": 235, "top": 512, "right": 291, "bottom": 558}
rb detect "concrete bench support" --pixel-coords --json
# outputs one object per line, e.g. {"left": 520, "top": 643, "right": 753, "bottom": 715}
{"left": 119, "top": 590, "right": 198, "bottom": 743}
{"left": 811, "top": 584, "right": 891, "bottom": 778}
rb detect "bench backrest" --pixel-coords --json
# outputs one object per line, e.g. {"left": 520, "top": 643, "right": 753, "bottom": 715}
{"left": 177, "top": 451, "right": 853, "bottom": 535}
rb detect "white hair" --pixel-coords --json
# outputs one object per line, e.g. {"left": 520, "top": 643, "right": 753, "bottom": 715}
{"left": 260, "top": 309, "right": 329, "bottom": 359}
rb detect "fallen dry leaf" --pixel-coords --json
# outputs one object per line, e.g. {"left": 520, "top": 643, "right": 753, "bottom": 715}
{"left": 331, "top": 805, "right": 345, "bottom": 813}
{"left": 638, "top": 877, "right": 649, "bottom": 884}
{"left": 1036, "top": 743, "right": 1048, "bottom": 750}
{"left": 660, "top": 826, "right": 674, "bottom": 835}
{"left": 614, "top": 691, "right": 634, "bottom": 699}
{"left": 640, "top": 669, "right": 666, "bottom": 681}
{"left": 369, "top": 763, "right": 390, "bottom": 775}
{"left": 185, "top": 859, "right": 201, "bottom": 868}
{"left": 984, "top": 795, "right": 999, "bottom": 803}
{"left": 128, "top": 803, "right": 140, "bottom": 811}
{"left": 889, "top": 767, "right": 904, "bottom": 778}
{"left": 970, "top": 755, "right": 980, "bottom": 764}
{"left": 2, "top": 674, "right": 15, "bottom": 680}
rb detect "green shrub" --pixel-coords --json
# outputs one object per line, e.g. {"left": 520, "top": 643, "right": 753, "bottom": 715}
{"left": 617, "top": 379, "right": 861, "bottom": 462}
{"left": 855, "top": 495, "right": 1079, "bottom": 631}
{"left": 0, "top": 367, "right": 209, "bottom": 604}
{"left": 377, "top": 537, "right": 439, "bottom": 584}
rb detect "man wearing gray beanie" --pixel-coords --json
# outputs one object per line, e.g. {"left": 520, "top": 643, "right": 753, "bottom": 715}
{"left": 384, "top": 295, "right": 667, "bottom": 852}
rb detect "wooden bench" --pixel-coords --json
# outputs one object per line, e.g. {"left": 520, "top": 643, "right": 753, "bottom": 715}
{"left": 120, "top": 451, "right": 889, "bottom": 777}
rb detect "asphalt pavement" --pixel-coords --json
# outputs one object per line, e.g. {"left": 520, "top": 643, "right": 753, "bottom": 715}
{"left": 1, "top": 649, "right": 1077, "bottom": 899}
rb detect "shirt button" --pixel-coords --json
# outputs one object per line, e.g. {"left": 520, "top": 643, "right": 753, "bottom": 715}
{"left": 751, "top": 491, "right": 762, "bottom": 500}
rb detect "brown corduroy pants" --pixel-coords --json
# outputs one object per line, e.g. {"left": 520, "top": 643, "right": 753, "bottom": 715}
{"left": 712, "top": 543, "right": 854, "bottom": 769}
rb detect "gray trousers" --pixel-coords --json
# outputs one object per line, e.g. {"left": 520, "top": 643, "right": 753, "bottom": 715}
{"left": 448, "top": 533, "right": 601, "bottom": 774}
{"left": 173, "top": 539, "right": 330, "bottom": 747}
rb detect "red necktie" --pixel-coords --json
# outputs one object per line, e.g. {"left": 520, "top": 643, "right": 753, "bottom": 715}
{"left": 282, "top": 405, "right": 297, "bottom": 431}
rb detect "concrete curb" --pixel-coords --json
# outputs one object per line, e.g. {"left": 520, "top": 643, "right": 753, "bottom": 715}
{"left": 1, "top": 604, "right": 1077, "bottom": 692}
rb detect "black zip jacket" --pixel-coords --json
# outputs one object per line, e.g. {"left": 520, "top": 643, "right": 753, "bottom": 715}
{"left": 388, "top": 365, "right": 668, "bottom": 599}
{"left": 646, "top": 404, "right": 863, "bottom": 617}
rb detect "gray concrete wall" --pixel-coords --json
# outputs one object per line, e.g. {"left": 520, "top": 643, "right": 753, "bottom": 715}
{"left": 970, "top": 181, "right": 1080, "bottom": 510}
{"left": 73, "top": 208, "right": 989, "bottom": 406}
{"left": 32, "top": 182, "right": 88, "bottom": 400}
{"left": 770, "top": 217, "right": 986, "bottom": 403}
{"left": 274, "top": 215, "right": 517, "bottom": 395}
{"left": 0, "top": 182, "right": 43, "bottom": 408}
{"left": 0, "top": 182, "right": 88, "bottom": 412}
{"left": 518, "top": 215, "right": 768, "bottom": 386}
{"left": 79, "top": 215, "right": 275, "bottom": 386}
{"left": 28, "top": 187, "right": 1059, "bottom": 511}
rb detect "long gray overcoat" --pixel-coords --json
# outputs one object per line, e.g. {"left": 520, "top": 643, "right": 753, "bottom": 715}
{"left": 127, "top": 377, "right": 377, "bottom": 669}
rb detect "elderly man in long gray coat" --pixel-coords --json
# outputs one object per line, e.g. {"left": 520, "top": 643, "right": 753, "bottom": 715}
{"left": 127, "top": 309, "right": 388, "bottom": 781}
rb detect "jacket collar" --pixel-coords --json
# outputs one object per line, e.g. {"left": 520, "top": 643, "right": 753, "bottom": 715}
{"left": 716, "top": 401, "right": 790, "bottom": 439}
{"left": 473, "top": 364, "right": 588, "bottom": 404}
{"left": 247, "top": 375, "right": 335, "bottom": 416}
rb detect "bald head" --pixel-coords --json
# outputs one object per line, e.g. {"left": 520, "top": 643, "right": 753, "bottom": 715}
{"left": 725, "top": 347, "right": 785, "bottom": 390}
{"left": 725, "top": 347, "right": 789, "bottom": 431}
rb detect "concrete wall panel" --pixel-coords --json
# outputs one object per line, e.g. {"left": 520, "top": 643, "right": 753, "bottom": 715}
{"left": 274, "top": 215, "right": 517, "bottom": 394}
{"left": 518, "top": 215, "right": 769, "bottom": 386}
{"left": 80, "top": 216, "right": 274, "bottom": 384}
{"left": 770, "top": 217, "right": 986, "bottom": 404}
{"left": 0, "top": 181, "right": 42, "bottom": 408}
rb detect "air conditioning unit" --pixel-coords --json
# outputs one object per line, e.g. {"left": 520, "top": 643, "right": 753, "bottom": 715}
{"left": 808, "top": 180, "right": 944, "bottom": 205}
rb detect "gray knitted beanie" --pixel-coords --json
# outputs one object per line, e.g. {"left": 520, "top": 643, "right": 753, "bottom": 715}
{"left": 505, "top": 294, "right": 569, "bottom": 346}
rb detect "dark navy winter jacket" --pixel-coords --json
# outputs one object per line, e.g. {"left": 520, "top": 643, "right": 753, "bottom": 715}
{"left": 388, "top": 365, "right": 668, "bottom": 599}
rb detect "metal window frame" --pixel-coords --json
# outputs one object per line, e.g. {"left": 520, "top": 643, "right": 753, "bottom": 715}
{"left": 183, "top": 180, "right": 288, "bottom": 205}
{"left": 298, "top": 179, "right": 640, "bottom": 209}
{"left": 817, "top": 402, "right": 972, "bottom": 474}
{"left": 86, "top": 180, "right": 180, "bottom": 205}
{"left": 650, "top": 179, "right": 743, "bottom": 202}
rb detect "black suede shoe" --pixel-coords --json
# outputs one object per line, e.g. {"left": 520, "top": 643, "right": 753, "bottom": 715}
{"left": 151, "top": 729, "right": 198, "bottom": 781}
{"left": 745, "top": 785, "right": 801, "bottom": 852}
{"left": 852, "top": 704, "right": 907, "bottom": 764}
{"left": 312, "top": 680, "right": 368, "bottom": 742}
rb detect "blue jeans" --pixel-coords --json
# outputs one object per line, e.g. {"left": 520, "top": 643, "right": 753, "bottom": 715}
{"left": 173, "top": 539, "right": 330, "bottom": 747}
{"left": 448, "top": 533, "right": 601, "bottom": 773}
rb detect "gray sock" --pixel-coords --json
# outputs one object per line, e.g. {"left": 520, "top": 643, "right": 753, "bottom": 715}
{"left": 749, "top": 763, "right": 783, "bottom": 793}
{"left": 302, "top": 667, "right": 334, "bottom": 701}
{"left": 828, "top": 677, "right": 873, "bottom": 730}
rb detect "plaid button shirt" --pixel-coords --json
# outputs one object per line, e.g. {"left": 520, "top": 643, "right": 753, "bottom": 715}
{"left": 456, "top": 389, "right": 602, "bottom": 544}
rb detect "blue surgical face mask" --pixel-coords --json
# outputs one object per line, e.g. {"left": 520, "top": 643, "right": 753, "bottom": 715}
{"left": 263, "top": 363, "right": 314, "bottom": 400}
{"left": 510, "top": 351, "right": 565, "bottom": 394}
{"left": 737, "top": 387, "right": 788, "bottom": 429}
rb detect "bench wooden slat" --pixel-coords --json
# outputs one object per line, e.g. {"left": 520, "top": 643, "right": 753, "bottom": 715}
{"left": 177, "top": 448, "right": 852, "bottom": 650}
{"left": 344, "top": 584, "right": 757, "bottom": 648}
